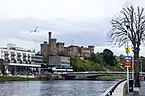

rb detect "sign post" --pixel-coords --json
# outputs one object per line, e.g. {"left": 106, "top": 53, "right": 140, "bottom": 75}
{"left": 125, "top": 47, "right": 131, "bottom": 93}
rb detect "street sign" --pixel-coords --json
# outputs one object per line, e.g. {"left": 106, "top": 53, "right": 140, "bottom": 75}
{"left": 125, "top": 48, "right": 131, "bottom": 54}
{"left": 124, "top": 56, "right": 132, "bottom": 60}
{"left": 125, "top": 61, "right": 131, "bottom": 67}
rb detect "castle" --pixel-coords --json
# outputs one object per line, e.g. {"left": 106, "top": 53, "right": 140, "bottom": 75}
{"left": 40, "top": 32, "right": 94, "bottom": 58}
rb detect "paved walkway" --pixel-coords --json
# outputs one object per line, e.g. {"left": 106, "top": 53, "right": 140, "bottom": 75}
{"left": 139, "top": 81, "right": 145, "bottom": 96}
{"left": 112, "top": 80, "right": 127, "bottom": 96}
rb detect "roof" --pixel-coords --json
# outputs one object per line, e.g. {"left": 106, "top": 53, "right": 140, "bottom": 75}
{"left": 0, "top": 47, "right": 35, "bottom": 53}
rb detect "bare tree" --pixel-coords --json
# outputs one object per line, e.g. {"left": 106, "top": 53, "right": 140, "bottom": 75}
{"left": 108, "top": 6, "right": 145, "bottom": 87}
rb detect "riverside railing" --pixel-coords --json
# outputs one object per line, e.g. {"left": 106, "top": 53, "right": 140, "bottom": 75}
{"left": 101, "top": 79, "right": 126, "bottom": 96}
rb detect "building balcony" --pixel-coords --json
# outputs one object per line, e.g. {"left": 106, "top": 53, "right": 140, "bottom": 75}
{"left": 28, "top": 55, "right": 31, "bottom": 58}
{"left": 11, "top": 54, "right": 16, "bottom": 57}
{"left": 17, "top": 57, "right": 22, "bottom": 61}
{"left": 4, "top": 53, "right": 9, "bottom": 56}
{"left": 5, "top": 58, "right": 10, "bottom": 63}
{"left": 23, "top": 58, "right": 26, "bottom": 61}
{"left": 22, "top": 53, "right": 27, "bottom": 57}
{"left": 4, "top": 51, "right": 9, "bottom": 54}
{"left": 17, "top": 53, "right": 22, "bottom": 57}
{"left": 10, "top": 52, "right": 16, "bottom": 56}
{"left": 11, "top": 59, "right": 16, "bottom": 63}
{"left": 23, "top": 55, "right": 27, "bottom": 58}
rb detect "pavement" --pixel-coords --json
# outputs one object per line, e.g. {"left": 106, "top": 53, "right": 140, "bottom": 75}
{"left": 139, "top": 81, "right": 145, "bottom": 96}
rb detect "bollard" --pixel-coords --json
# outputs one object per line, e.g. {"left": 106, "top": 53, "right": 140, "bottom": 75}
{"left": 133, "top": 88, "right": 139, "bottom": 96}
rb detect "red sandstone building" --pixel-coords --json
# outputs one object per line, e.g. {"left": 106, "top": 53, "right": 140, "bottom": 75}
{"left": 40, "top": 32, "right": 94, "bottom": 58}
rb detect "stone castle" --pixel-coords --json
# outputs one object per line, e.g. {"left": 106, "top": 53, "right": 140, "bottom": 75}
{"left": 40, "top": 32, "right": 94, "bottom": 58}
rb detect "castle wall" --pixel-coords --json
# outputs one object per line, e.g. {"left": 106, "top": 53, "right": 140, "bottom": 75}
{"left": 56, "top": 42, "right": 64, "bottom": 55}
{"left": 40, "top": 32, "right": 94, "bottom": 58}
{"left": 40, "top": 41, "right": 49, "bottom": 57}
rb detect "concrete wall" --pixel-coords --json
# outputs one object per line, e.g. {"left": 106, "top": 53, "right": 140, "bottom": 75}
{"left": 112, "top": 80, "right": 128, "bottom": 96}
{"left": 49, "top": 56, "right": 70, "bottom": 65}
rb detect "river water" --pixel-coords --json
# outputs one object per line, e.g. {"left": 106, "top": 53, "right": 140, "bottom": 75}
{"left": 0, "top": 80, "right": 117, "bottom": 96}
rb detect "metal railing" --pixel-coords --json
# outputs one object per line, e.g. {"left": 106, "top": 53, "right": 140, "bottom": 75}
{"left": 101, "top": 79, "right": 126, "bottom": 96}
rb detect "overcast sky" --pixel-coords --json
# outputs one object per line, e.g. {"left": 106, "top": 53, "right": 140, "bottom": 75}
{"left": 0, "top": 0, "right": 145, "bottom": 56}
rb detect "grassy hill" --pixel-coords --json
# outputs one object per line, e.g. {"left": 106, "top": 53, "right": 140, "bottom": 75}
{"left": 70, "top": 57, "right": 126, "bottom": 72}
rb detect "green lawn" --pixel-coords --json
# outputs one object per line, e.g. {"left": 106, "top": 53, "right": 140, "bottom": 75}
{"left": 97, "top": 75, "right": 126, "bottom": 80}
{"left": 0, "top": 76, "right": 53, "bottom": 81}
{"left": 0, "top": 76, "right": 28, "bottom": 81}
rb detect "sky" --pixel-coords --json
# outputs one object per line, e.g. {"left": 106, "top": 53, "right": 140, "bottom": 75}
{"left": 0, "top": 0, "right": 145, "bottom": 56}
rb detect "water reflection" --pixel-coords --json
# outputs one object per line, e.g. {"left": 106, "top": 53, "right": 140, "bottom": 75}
{"left": 0, "top": 80, "right": 116, "bottom": 96}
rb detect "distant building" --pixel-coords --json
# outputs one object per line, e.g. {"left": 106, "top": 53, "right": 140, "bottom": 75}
{"left": 0, "top": 43, "right": 36, "bottom": 64}
{"left": 40, "top": 32, "right": 94, "bottom": 58}
{"left": 48, "top": 56, "right": 73, "bottom": 73}
{"left": 0, "top": 44, "right": 43, "bottom": 75}
{"left": 49, "top": 56, "right": 70, "bottom": 66}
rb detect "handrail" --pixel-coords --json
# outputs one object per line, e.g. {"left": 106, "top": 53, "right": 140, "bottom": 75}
{"left": 101, "top": 79, "right": 126, "bottom": 96}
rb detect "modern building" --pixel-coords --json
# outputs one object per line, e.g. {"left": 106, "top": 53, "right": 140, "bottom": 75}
{"left": 49, "top": 56, "right": 70, "bottom": 66}
{"left": 0, "top": 44, "right": 42, "bottom": 75}
{"left": 41, "top": 56, "right": 73, "bottom": 74}
{"left": 40, "top": 32, "right": 94, "bottom": 58}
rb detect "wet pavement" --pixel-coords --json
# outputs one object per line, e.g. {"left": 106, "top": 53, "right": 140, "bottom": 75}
{"left": 139, "top": 81, "right": 145, "bottom": 96}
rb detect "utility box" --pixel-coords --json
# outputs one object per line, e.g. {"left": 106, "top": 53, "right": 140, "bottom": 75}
{"left": 129, "top": 79, "right": 134, "bottom": 92}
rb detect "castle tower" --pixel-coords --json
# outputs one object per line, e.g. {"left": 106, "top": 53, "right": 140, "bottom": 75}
{"left": 88, "top": 46, "right": 94, "bottom": 53}
{"left": 50, "top": 38, "right": 57, "bottom": 55}
{"left": 56, "top": 42, "right": 64, "bottom": 55}
{"left": 48, "top": 32, "right": 52, "bottom": 55}
{"left": 40, "top": 41, "right": 48, "bottom": 57}
{"left": 48, "top": 32, "right": 52, "bottom": 44}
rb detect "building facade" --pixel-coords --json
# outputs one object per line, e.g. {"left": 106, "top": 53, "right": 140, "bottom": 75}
{"left": 40, "top": 32, "right": 94, "bottom": 58}
{"left": 48, "top": 56, "right": 73, "bottom": 73}
{"left": 49, "top": 56, "right": 70, "bottom": 66}
{"left": 0, "top": 44, "right": 42, "bottom": 75}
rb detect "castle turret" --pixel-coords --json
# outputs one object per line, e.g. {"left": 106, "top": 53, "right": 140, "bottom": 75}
{"left": 40, "top": 41, "right": 48, "bottom": 57}
{"left": 48, "top": 32, "right": 52, "bottom": 44}
{"left": 50, "top": 38, "right": 57, "bottom": 55}
{"left": 88, "top": 46, "right": 94, "bottom": 53}
{"left": 56, "top": 42, "right": 64, "bottom": 55}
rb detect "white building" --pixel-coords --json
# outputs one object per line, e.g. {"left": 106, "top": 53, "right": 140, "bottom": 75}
{"left": 0, "top": 44, "right": 41, "bottom": 75}
{"left": 48, "top": 56, "right": 73, "bottom": 73}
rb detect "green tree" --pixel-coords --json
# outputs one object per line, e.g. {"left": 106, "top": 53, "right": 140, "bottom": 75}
{"left": 103, "top": 49, "right": 117, "bottom": 66}
{"left": 108, "top": 6, "right": 145, "bottom": 87}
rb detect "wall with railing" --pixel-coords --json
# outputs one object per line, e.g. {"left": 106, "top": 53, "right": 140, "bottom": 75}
{"left": 101, "top": 79, "right": 127, "bottom": 96}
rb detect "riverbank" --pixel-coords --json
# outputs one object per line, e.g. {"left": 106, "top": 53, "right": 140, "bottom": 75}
{"left": 97, "top": 76, "right": 126, "bottom": 80}
{"left": 0, "top": 76, "right": 54, "bottom": 81}
{"left": 0, "top": 75, "right": 126, "bottom": 81}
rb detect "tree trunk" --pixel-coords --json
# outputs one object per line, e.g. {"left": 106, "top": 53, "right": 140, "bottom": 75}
{"left": 134, "top": 47, "right": 141, "bottom": 87}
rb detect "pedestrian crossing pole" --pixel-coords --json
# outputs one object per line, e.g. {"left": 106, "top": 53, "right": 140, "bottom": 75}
{"left": 126, "top": 31, "right": 130, "bottom": 93}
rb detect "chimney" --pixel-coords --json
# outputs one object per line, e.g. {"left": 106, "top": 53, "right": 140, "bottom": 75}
{"left": 48, "top": 32, "right": 52, "bottom": 44}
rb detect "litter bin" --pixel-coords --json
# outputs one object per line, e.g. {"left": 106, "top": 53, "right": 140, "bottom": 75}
{"left": 129, "top": 79, "right": 134, "bottom": 92}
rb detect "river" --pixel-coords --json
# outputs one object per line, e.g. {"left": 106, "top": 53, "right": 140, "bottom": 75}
{"left": 0, "top": 80, "right": 117, "bottom": 96}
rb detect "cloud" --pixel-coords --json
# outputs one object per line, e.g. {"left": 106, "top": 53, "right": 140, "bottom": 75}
{"left": 0, "top": 18, "right": 110, "bottom": 45}
{"left": 0, "top": 0, "right": 145, "bottom": 56}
